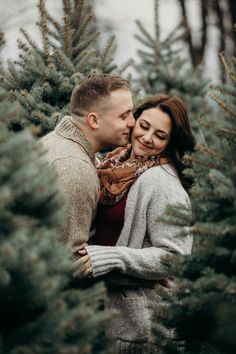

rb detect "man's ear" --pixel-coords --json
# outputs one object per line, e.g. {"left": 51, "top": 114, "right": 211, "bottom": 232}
{"left": 87, "top": 112, "right": 100, "bottom": 129}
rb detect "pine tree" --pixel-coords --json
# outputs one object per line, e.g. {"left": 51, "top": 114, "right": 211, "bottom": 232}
{"left": 0, "top": 88, "right": 113, "bottom": 353}
{"left": 0, "top": 32, "right": 4, "bottom": 66}
{"left": 151, "top": 53, "right": 236, "bottom": 354}
{"left": 0, "top": 0, "right": 130, "bottom": 136}
{"left": 133, "top": 0, "right": 210, "bottom": 129}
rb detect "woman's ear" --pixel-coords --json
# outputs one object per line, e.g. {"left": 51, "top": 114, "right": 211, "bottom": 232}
{"left": 87, "top": 112, "right": 99, "bottom": 129}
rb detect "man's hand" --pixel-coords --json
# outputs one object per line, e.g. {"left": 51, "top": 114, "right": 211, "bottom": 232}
{"left": 73, "top": 246, "right": 93, "bottom": 278}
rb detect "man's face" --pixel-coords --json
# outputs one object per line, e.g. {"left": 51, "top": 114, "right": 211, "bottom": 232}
{"left": 98, "top": 89, "right": 135, "bottom": 148}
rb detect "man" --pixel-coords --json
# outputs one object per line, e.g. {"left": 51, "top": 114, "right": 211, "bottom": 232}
{"left": 41, "top": 74, "right": 135, "bottom": 249}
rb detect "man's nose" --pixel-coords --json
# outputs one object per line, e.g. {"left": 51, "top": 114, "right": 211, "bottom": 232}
{"left": 127, "top": 113, "right": 135, "bottom": 127}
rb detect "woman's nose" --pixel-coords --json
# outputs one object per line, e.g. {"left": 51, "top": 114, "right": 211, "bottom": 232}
{"left": 143, "top": 132, "right": 152, "bottom": 143}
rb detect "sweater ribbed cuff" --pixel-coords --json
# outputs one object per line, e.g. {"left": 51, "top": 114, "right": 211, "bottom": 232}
{"left": 85, "top": 245, "right": 122, "bottom": 278}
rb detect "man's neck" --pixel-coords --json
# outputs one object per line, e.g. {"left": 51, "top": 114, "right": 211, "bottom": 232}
{"left": 70, "top": 115, "right": 100, "bottom": 153}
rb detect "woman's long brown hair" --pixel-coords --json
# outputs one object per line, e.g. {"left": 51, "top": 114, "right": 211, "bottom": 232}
{"left": 133, "top": 94, "right": 195, "bottom": 191}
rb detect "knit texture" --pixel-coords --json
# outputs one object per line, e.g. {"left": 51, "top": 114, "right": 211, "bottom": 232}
{"left": 115, "top": 340, "right": 159, "bottom": 354}
{"left": 40, "top": 116, "right": 100, "bottom": 249}
{"left": 86, "top": 164, "right": 192, "bottom": 279}
{"left": 86, "top": 164, "right": 192, "bottom": 353}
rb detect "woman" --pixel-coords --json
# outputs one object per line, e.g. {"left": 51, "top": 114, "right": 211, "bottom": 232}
{"left": 74, "top": 94, "right": 195, "bottom": 353}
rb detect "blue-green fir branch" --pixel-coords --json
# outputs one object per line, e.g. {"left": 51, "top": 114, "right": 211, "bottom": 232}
{"left": 73, "top": 32, "right": 100, "bottom": 59}
{"left": 73, "top": 15, "right": 94, "bottom": 45}
{"left": 135, "top": 20, "right": 155, "bottom": 46}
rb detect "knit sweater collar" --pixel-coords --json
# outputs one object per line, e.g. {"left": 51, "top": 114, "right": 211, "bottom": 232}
{"left": 55, "top": 115, "right": 96, "bottom": 165}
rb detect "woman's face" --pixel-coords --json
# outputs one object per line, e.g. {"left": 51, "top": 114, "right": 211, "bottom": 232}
{"left": 131, "top": 107, "right": 172, "bottom": 158}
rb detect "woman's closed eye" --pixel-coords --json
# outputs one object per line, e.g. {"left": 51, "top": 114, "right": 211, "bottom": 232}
{"left": 156, "top": 133, "right": 166, "bottom": 140}
{"left": 140, "top": 123, "right": 149, "bottom": 130}
{"left": 139, "top": 121, "right": 168, "bottom": 140}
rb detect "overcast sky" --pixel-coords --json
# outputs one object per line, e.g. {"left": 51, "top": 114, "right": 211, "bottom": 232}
{"left": 1, "top": 0, "right": 219, "bottom": 80}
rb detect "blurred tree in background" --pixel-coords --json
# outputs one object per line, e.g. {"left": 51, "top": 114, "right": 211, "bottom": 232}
{"left": 176, "top": 0, "right": 236, "bottom": 68}
{"left": 0, "top": 86, "right": 113, "bottom": 354}
{"left": 0, "top": 32, "right": 4, "bottom": 66}
{"left": 133, "top": 0, "right": 211, "bottom": 134}
{"left": 151, "top": 52, "right": 236, "bottom": 354}
{"left": 0, "top": 0, "right": 131, "bottom": 136}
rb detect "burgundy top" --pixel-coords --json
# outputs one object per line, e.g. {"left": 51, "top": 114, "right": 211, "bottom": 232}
{"left": 93, "top": 194, "right": 128, "bottom": 246}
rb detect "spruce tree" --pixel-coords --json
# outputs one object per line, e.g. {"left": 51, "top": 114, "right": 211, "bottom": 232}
{"left": 0, "top": 0, "right": 130, "bottom": 136}
{"left": 151, "top": 53, "right": 236, "bottom": 354}
{"left": 0, "top": 88, "right": 113, "bottom": 354}
{"left": 0, "top": 32, "right": 4, "bottom": 66}
{"left": 133, "top": 0, "right": 210, "bottom": 129}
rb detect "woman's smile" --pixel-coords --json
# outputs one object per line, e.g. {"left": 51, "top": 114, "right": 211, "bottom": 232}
{"left": 137, "top": 138, "right": 151, "bottom": 149}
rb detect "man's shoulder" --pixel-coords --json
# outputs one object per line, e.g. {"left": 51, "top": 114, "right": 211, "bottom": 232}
{"left": 41, "top": 133, "right": 93, "bottom": 165}
{"left": 53, "top": 155, "right": 95, "bottom": 172}
{"left": 40, "top": 130, "right": 56, "bottom": 144}
{"left": 52, "top": 157, "right": 99, "bottom": 192}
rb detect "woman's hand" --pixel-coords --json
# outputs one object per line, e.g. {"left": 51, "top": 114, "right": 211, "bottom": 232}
{"left": 73, "top": 245, "right": 93, "bottom": 278}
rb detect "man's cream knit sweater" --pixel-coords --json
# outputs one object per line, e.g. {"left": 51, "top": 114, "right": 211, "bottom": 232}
{"left": 40, "top": 116, "right": 100, "bottom": 249}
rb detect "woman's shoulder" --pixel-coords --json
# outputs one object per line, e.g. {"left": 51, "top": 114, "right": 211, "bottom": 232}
{"left": 138, "top": 164, "right": 179, "bottom": 183}
{"left": 127, "top": 164, "right": 190, "bottom": 208}
{"left": 134, "top": 164, "right": 189, "bottom": 198}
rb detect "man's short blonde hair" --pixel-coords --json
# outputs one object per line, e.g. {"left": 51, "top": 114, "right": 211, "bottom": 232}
{"left": 70, "top": 74, "right": 130, "bottom": 117}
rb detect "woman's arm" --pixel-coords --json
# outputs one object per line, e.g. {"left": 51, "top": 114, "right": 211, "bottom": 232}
{"left": 74, "top": 203, "right": 192, "bottom": 280}
{"left": 74, "top": 167, "right": 192, "bottom": 280}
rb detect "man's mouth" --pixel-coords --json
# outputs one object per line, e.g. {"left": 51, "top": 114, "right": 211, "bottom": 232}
{"left": 123, "top": 132, "right": 130, "bottom": 136}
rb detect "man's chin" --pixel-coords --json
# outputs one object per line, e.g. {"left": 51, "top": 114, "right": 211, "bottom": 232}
{"left": 118, "top": 138, "right": 129, "bottom": 147}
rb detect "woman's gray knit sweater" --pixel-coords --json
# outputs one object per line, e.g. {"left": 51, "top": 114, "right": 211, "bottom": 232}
{"left": 86, "top": 164, "right": 192, "bottom": 354}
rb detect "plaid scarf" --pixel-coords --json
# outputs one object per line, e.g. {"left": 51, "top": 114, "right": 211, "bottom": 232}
{"left": 97, "top": 144, "right": 169, "bottom": 205}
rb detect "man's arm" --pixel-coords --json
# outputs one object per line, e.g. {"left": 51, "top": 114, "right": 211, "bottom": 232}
{"left": 53, "top": 157, "right": 99, "bottom": 249}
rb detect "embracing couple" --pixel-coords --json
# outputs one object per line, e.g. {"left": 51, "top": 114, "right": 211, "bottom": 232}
{"left": 41, "top": 74, "right": 194, "bottom": 354}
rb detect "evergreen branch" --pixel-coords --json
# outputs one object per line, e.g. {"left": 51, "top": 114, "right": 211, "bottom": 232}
{"left": 38, "top": 0, "right": 51, "bottom": 65}
{"left": 195, "top": 144, "right": 225, "bottom": 161}
{"left": 5, "top": 61, "right": 22, "bottom": 89}
{"left": 193, "top": 223, "right": 236, "bottom": 237}
{"left": 198, "top": 115, "right": 236, "bottom": 136}
{"left": 192, "top": 225, "right": 217, "bottom": 236}
{"left": 19, "top": 29, "right": 42, "bottom": 56}
{"left": 190, "top": 189, "right": 216, "bottom": 199}
{"left": 74, "top": 49, "right": 94, "bottom": 68}
{"left": 0, "top": 32, "right": 5, "bottom": 47}
{"left": 63, "top": 0, "right": 72, "bottom": 22}
{"left": 154, "top": 0, "right": 160, "bottom": 46}
{"left": 118, "top": 59, "right": 134, "bottom": 75}
{"left": 208, "top": 169, "right": 235, "bottom": 193}
{"left": 46, "top": 29, "right": 61, "bottom": 43}
{"left": 219, "top": 52, "right": 236, "bottom": 85}
{"left": 74, "top": 15, "right": 94, "bottom": 45}
{"left": 99, "top": 35, "right": 117, "bottom": 69}
{"left": 208, "top": 92, "right": 236, "bottom": 118}
{"left": 73, "top": 32, "right": 100, "bottom": 59}
{"left": 135, "top": 20, "right": 155, "bottom": 45}
{"left": 46, "top": 13, "right": 61, "bottom": 33}
{"left": 63, "top": 14, "right": 73, "bottom": 58}
{"left": 210, "top": 83, "right": 236, "bottom": 98}
{"left": 73, "top": 0, "right": 85, "bottom": 28}
{"left": 185, "top": 155, "right": 217, "bottom": 169}
{"left": 135, "top": 50, "right": 154, "bottom": 60}
{"left": 134, "top": 34, "right": 155, "bottom": 49}
{"left": 162, "top": 20, "right": 185, "bottom": 48}
{"left": 53, "top": 49, "right": 75, "bottom": 74}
